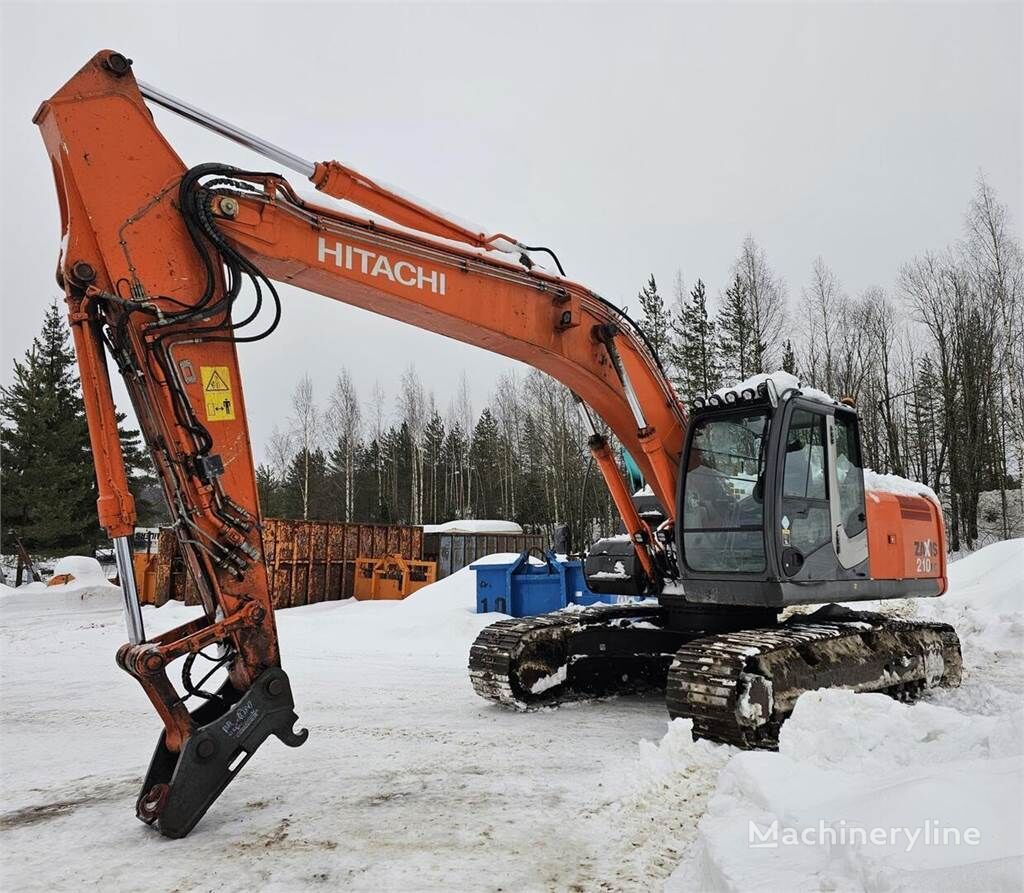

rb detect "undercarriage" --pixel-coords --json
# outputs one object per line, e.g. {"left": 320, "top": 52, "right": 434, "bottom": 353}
{"left": 469, "top": 602, "right": 962, "bottom": 747}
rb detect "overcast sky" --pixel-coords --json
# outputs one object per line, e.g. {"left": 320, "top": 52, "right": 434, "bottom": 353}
{"left": 2, "top": 1, "right": 1020, "bottom": 461}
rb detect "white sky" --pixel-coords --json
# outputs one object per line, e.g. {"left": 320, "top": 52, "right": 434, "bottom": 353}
{"left": 1, "top": 1, "right": 1020, "bottom": 462}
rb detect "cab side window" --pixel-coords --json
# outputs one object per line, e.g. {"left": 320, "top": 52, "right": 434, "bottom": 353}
{"left": 781, "top": 410, "right": 830, "bottom": 555}
{"left": 834, "top": 411, "right": 867, "bottom": 536}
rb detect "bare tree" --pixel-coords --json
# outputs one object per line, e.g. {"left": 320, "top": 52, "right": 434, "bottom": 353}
{"left": 832, "top": 292, "right": 877, "bottom": 400}
{"left": 492, "top": 371, "right": 524, "bottom": 518}
{"left": 398, "top": 364, "right": 427, "bottom": 524}
{"left": 862, "top": 290, "right": 906, "bottom": 475}
{"left": 326, "top": 368, "right": 361, "bottom": 522}
{"left": 962, "top": 174, "right": 1024, "bottom": 537}
{"left": 450, "top": 372, "right": 474, "bottom": 514}
{"left": 267, "top": 425, "right": 295, "bottom": 483}
{"left": 289, "top": 374, "right": 319, "bottom": 520}
{"left": 734, "top": 236, "right": 786, "bottom": 372}
{"left": 801, "top": 257, "right": 843, "bottom": 393}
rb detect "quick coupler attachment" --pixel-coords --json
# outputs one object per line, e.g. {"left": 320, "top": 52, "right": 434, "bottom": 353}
{"left": 136, "top": 667, "right": 308, "bottom": 838}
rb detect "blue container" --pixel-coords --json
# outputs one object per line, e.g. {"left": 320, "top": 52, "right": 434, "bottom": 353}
{"left": 473, "top": 550, "right": 620, "bottom": 616}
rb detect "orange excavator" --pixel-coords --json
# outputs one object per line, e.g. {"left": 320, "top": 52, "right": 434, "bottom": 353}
{"left": 35, "top": 51, "right": 961, "bottom": 837}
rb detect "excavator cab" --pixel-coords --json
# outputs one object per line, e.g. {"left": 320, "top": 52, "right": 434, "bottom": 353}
{"left": 674, "top": 382, "right": 874, "bottom": 608}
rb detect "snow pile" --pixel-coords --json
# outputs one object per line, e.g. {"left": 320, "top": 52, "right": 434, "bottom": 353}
{"left": 48, "top": 555, "right": 112, "bottom": 586}
{"left": 713, "top": 370, "right": 836, "bottom": 407}
{"left": 916, "top": 537, "right": 1024, "bottom": 658}
{"left": 666, "top": 537, "right": 1024, "bottom": 892}
{"left": 0, "top": 554, "right": 120, "bottom": 606}
{"left": 273, "top": 556, "right": 533, "bottom": 665}
{"left": 864, "top": 468, "right": 940, "bottom": 506}
{"left": 668, "top": 691, "right": 1023, "bottom": 892}
{"left": 422, "top": 519, "right": 524, "bottom": 535}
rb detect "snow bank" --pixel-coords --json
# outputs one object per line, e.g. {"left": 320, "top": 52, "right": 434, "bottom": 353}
{"left": 666, "top": 538, "right": 1024, "bottom": 892}
{"left": 916, "top": 537, "right": 1024, "bottom": 656}
{"left": 668, "top": 690, "right": 1023, "bottom": 892}
{"left": 274, "top": 557, "right": 510, "bottom": 665}
{"left": 422, "top": 519, "right": 524, "bottom": 535}
{"left": 0, "top": 555, "right": 121, "bottom": 606}
{"left": 49, "top": 555, "right": 112, "bottom": 586}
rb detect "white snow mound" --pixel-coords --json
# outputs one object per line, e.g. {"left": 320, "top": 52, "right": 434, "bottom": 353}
{"left": 422, "top": 519, "right": 524, "bottom": 534}
{"left": 666, "top": 538, "right": 1024, "bottom": 892}
{"left": 916, "top": 537, "right": 1024, "bottom": 655}
{"left": 669, "top": 689, "right": 1023, "bottom": 892}
{"left": 0, "top": 554, "right": 121, "bottom": 605}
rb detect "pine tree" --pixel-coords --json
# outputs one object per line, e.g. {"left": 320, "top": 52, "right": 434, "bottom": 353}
{"left": 672, "top": 278, "right": 721, "bottom": 402}
{"left": 281, "top": 448, "right": 332, "bottom": 520}
{"left": 636, "top": 274, "right": 671, "bottom": 362}
{"left": 469, "top": 408, "right": 501, "bottom": 517}
{"left": 422, "top": 410, "right": 446, "bottom": 524}
{"left": 355, "top": 438, "right": 387, "bottom": 522}
{"left": 1, "top": 303, "right": 98, "bottom": 551}
{"left": 717, "top": 274, "right": 753, "bottom": 382}
{"left": 115, "top": 411, "right": 163, "bottom": 527}
{"left": 256, "top": 464, "right": 287, "bottom": 518}
{"left": 781, "top": 340, "right": 798, "bottom": 375}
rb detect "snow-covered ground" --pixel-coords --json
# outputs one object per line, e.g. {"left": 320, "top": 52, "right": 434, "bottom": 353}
{"left": 1, "top": 543, "right": 1021, "bottom": 891}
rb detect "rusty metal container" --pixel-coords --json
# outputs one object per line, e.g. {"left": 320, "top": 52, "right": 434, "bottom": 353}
{"left": 151, "top": 520, "right": 423, "bottom": 608}
{"left": 263, "top": 519, "right": 422, "bottom": 608}
{"left": 423, "top": 532, "right": 546, "bottom": 579}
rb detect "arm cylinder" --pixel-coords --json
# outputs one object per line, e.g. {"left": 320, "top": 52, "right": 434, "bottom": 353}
{"left": 114, "top": 535, "right": 146, "bottom": 644}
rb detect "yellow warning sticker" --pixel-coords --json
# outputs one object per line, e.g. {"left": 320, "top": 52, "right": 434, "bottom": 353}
{"left": 200, "top": 366, "right": 236, "bottom": 422}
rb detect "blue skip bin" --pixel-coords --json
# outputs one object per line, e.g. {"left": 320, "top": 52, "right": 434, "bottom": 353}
{"left": 473, "top": 550, "right": 621, "bottom": 616}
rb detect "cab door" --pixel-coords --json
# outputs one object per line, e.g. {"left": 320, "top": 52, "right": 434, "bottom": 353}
{"left": 827, "top": 409, "right": 868, "bottom": 568}
{"left": 778, "top": 406, "right": 833, "bottom": 577}
{"left": 775, "top": 399, "right": 869, "bottom": 580}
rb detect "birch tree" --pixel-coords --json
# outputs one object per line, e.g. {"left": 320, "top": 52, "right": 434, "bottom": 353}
{"left": 326, "top": 368, "right": 361, "bottom": 522}
{"left": 288, "top": 374, "right": 319, "bottom": 520}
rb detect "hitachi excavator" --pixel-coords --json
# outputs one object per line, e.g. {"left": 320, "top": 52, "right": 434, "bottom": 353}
{"left": 35, "top": 51, "right": 961, "bottom": 838}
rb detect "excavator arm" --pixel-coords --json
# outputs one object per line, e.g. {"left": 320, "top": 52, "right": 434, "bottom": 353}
{"left": 34, "top": 51, "right": 687, "bottom": 836}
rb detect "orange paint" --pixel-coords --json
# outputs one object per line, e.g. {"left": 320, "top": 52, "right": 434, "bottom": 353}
{"left": 866, "top": 491, "right": 947, "bottom": 593}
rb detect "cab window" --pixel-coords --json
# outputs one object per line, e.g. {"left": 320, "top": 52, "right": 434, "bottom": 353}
{"left": 780, "top": 410, "right": 831, "bottom": 556}
{"left": 682, "top": 410, "right": 769, "bottom": 573}
{"left": 834, "top": 411, "right": 867, "bottom": 536}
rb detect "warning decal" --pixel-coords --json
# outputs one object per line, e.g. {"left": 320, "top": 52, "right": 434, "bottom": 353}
{"left": 200, "top": 366, "right": 236, "bottom": 422}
